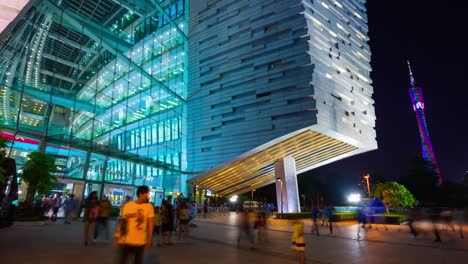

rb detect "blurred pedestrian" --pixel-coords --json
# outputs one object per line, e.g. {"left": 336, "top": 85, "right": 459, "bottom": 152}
{"left": 177, "top": 199, "right": 190, "bottom": 241}
{"left": 407, "top": 207, "right": 420, "bottom": 238}
{"left": 188, "top": 201, "right": 197, "bottom": 226}
{"left": 430, "top": 207, "right": 442, "bottom": 242}
{"left": 326, "top": 205, "right": 336, "bottom": 235}
{"left": 456, "top": 207, "right": 468, "bottom": 239}
{"left": 95, "top": 196, "right": 112, "bottom": 240}
{"left": 161, "top": 196, "right": 174, "bottom": 245}
{"left": 254, "top": 212, "right": 266, "bottom": 241}
{"left": 356, "top": 207, "right": 367, "bottom": 241}
{"left": 174, "top": 196, "right": 180, "bottom": 232}
{"left": 311, "top": 207, "right": 320, "bottom": 236}
{"left": 63, "top": 194, "right": 76, "bottom": 224}
{"left": 116, "top": 185, "right": 154, "bottom": 264}
{"left": 51, "top": 193, "right": 62, "bottom": 221}
{"left": 441, "top": 208, "right": 456, "bottom": 232}
{"left": 83, "top": 191, "right": 99, "bottom": 246}
{"left": 237, "top": 210, "right": 255, "bottom": 249}
{"left": 291, "top": 220, "right": 305, "bottom": 264}
{"left": 320, "top": 208, "right": 327, "bottom": 226}
{"left": 153, "top": 205, "right": 162, "bottom": 247}
{"left": 203, "top": 202, "right": 208, "bottom": 218}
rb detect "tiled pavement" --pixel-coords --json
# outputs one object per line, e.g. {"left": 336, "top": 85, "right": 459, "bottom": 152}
{"left": 1, "top": 213, "right": 468, "bottom": 264}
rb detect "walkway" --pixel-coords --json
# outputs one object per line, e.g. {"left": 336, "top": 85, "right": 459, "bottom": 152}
{"left": 0, "top": 212, "right": 467, "bottom": 263}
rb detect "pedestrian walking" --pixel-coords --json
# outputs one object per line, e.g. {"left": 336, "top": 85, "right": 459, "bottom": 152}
{"left": 237, "top": 210, "right": 255, "bottom": 249}
{"left": 50, "top": 193, "right": 62, "bottom": 221}
{"left": 115, "top": 185, "right": 154, "bottom": 264}
{"left": 203, "top": 202, "right": 208, "bottom": 218}
{"left": 326, "top": 205, "right": 336, "bottom": 235}
{"left": 188, "top": 201, "right": 197, "bottom": 226}
{"left": 95, "top": 196, "right": 112, "bottom": 240}
{"left": 161, "top": 197, "right": 174, "bottom": 245}
{"left": 311, "top": 207, "right": 320, "bottom": 235}
{"left": 291, "top": 220, "right": 305, "bottom": 264}
{"left": 177, "top": 199, "right": 190, "bottom": 241}
{"left": 63, "top": 194, "right": 76, "bottom": 224}
{"left": 431, "top": 207, "right": 442, "bottom": 242}
{"left": 153, "top": 205, "right": 162, "bottom": 247}
{"left": 254, "top": 211, "right": 266, "bottom": 241}
{"left": 356, "top": 207, "right": 367, "bottom": 241}
{"left": 83, "top": 191, "right": 99, "bottom": 246}
{"left": 455, "top": 207, "right": 468, "bottom": 239}
{"left": 407, "top": 207, "right": 420, "bottom": 238}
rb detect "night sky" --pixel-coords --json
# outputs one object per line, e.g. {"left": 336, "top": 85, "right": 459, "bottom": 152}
{"left": 307, "top": 1, "right": 468, "bottom": 184}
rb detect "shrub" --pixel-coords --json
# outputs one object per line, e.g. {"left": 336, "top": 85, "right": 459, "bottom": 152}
{"left": 275, "top": 212, "right": 312, "bottom": 219}
{"left": 369, "top": 213, "right": 407, "bottom": 225}
{"left": 332, "top": 212, "right": 357, "bottom": 221}
{"left": 14, "top": 216, "right": 49, "bottom": 222}
{"left": 275, "top": 211, "right": 358, "bottom": 221}
{"left": 15, "top": 201, "right": 48, "bottom": 218}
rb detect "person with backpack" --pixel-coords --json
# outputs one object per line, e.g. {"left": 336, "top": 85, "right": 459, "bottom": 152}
{"left": 83, "top": 191, "right": 99, "bottom": 246}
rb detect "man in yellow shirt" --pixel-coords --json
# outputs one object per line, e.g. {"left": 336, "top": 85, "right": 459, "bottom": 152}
{"left": 117, "top": 186, "right": 154, "bottom": 264}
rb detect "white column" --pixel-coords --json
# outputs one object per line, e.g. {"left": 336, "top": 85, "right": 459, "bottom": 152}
{"left": 275, "top": 156, "right": 300, "bottom": 213}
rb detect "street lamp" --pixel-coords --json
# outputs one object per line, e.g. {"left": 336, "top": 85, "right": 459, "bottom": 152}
{"left": 364, "top": 174, "right": 371, "bottom": 199}
{"left": 277, "top": 178, "right": 283, "bottom": 213}
{"left": 347, "top": 193, "right": 361, "bottom": 204}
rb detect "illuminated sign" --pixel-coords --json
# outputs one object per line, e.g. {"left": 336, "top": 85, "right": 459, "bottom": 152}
{"left": 413, "top": 101, "right": 424, "bottom": 111}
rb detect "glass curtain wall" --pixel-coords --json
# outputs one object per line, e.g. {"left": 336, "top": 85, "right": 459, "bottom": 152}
{"left": 0, "top": 0, "right": 188, "bottom": 199}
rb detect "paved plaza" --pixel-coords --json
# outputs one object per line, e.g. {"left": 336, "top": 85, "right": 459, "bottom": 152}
{"left": 1, "top": 213, "right": 468, "bottom": 263}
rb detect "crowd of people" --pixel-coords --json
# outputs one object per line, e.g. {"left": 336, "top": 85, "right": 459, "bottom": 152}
{"left": 113, "top": 186, "right": 199, "bottom": 263}
{"left": 34, "top": 188, "right": 468, "bottom": 264}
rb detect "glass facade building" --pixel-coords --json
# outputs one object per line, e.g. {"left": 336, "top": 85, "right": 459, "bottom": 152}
{"left": 1, "top": 0, "right": 377, "bottom": 205}
{"left": 0, "top": 0, "right": 189, "bottom": 205}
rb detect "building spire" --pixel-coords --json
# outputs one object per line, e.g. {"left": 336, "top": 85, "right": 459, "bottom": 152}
{"left": 407, "top": 60, "right": 416, "bottom": 89}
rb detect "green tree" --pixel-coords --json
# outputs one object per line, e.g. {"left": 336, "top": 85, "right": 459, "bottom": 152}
{"left": 0, "top": 134, "right": 9, "bottom": 184}
{"left": 21, "top": 151, "right": 57, "bottom": 204}
{"left": 372, "top": 181, "right": 417, "bottom": 213}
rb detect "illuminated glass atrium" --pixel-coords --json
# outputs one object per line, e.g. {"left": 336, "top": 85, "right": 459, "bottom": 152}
{"left": 0, "top": 0, "right": 189, "bottom": 201}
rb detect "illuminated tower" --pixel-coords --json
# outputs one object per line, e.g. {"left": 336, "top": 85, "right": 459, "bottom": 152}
{"left": 407, "top": 61, "right": 442, "bottom": 183}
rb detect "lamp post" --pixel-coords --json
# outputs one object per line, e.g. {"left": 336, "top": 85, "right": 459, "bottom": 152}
{"left": 364, "top": 174, "right": 371, "bottom": 199}
{"left": 277, "top": 178, "right": 283, "bottom": 213}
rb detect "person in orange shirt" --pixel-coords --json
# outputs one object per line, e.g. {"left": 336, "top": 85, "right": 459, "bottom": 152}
{"left": 116, "top": 186, "right": 154, "bottom": 264}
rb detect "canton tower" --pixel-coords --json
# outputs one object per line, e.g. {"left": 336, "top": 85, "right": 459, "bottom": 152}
{"left": 407, "top": 61, "right": 442, "bottom": 183}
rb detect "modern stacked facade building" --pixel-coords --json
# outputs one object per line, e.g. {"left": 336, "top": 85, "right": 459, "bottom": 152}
{"left": 0, "top": 0, "right": 376, "bottom": 211}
